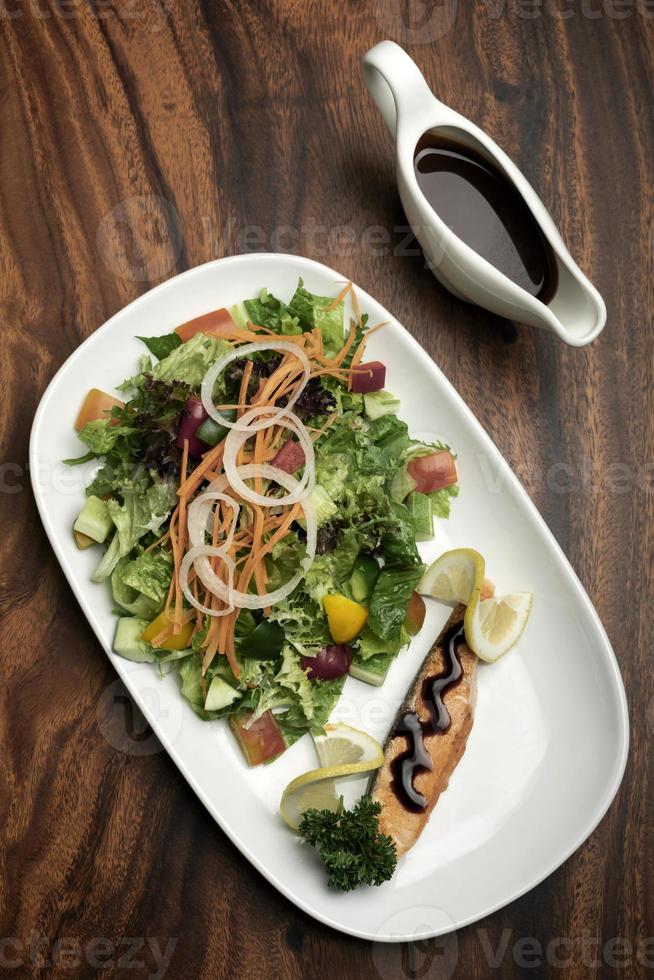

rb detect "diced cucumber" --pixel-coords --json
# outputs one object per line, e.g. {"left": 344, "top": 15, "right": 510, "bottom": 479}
{"left": 408, "top": 491, "right": 434, "bottom": 541}
{"left": 363, "top": 390, "right": 401, "bottom": 420}
{"left": 204, "top": 676, "right": 242, "bottom": 711}
{"left": 113, "top": 617, "right": 156, "bottom": 663}
{"left": 309, "top": 485, "right": 337, "bottom": 525}
{"left": 74, "top": 495, "right": 113, "bottom": 543}
{"left": 348, "top": 652, "right": 394, "bottom": 687}
{"left": 350, "top": 554, "right": 380, "bottom": 602}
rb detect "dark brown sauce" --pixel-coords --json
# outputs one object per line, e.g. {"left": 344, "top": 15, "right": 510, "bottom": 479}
{"left": 414, "top": 134, "right": 557, "bottom": 303}
{"left": 391, "top": 623, "right": 465, "bottom": 812}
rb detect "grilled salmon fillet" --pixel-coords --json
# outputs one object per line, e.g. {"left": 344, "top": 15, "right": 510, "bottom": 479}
{"left": 371, "top": 603, "right": 477, "bottom": 857}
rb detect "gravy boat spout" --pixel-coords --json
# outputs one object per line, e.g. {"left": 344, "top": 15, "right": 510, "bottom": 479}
{"left": 362, "top": 41, "right": 606, "bottom": 347}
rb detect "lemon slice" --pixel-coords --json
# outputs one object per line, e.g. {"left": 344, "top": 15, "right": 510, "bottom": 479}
{"left": 313, "top": 723, "right": 382, "bottom": 767}
{"left": 280, "top": 724, "right": 384, "bottom": 831}
{"left": 420, "top": 548, "right": 485, "bottom": 604}
{"left": 464, "top": 592, "right": 534, "bottom": 662}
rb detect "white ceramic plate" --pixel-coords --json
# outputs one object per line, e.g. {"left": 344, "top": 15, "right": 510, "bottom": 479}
{"left": 30, "top": 254, "right": 628, "bottom": 942}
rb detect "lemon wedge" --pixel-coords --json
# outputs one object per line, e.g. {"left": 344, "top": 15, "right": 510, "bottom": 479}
{"left": 464, "top": 591, "right": 534, "bottom": 663}
{"left": 280, "top": 723, "right": 384, "bottom": 831}
{"left": 419, "top": 548, "right": 485, "bottom": 604}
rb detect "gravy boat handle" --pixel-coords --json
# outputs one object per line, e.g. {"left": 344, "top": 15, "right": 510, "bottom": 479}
{"left": 361, "top": 39, "right": 458, "bottom": 139}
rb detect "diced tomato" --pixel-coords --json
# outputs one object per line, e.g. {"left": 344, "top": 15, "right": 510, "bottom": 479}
{"left": 175, "top": 307, "right": 235, "bottom": 342}
{"left": 350, "top": 360, "right": 386, "bottom": 393}
{"left": 404, "top": 591, "right": 426, "bottom": 636}
{"left": 229, "top": 710, "right": 287, "bottom": 766}
{"left": 271, "top": 439, "right": 305, "bottom": 474}
{"left": 407, "top": 450, "right": 457, "bottom": 493}
{"left": 75, "top": 389, "right": 125, "bottom": 432}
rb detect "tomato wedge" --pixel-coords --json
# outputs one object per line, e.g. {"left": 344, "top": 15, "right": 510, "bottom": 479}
{"left": 407, "top": 450, "right": 457, "bottom": 493}
{"left": 229, "top": 710, "right": 287, "bottom": 766}
{"left": 175, "top": 307, "right": 235, "bottom": 342}
{"left": 75, "top": 389, "right": 124, "bottom": 432}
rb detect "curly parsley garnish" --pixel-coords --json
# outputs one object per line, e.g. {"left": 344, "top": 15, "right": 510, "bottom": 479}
{"left": 298, "top": 797, "right": 397, "bottom": 891}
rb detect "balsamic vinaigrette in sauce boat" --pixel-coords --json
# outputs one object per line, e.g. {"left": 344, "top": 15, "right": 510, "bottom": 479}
{"left": 414, "top": 134, "right": 558, "bottom": 304}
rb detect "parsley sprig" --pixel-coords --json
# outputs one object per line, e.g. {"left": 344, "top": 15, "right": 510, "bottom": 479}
{"left": 298, "top": 796, "right": 397, "bottom": 891}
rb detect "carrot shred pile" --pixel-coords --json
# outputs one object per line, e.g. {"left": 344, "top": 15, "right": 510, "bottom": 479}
{"left": 157, "top": 284, "right": 386, "bottom": 678}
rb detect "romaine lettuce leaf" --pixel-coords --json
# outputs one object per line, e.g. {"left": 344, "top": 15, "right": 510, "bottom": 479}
{"left": 151, "top": 333, "right": 231, "bottom": 387}
{"left": 428, "top": 483, "right": 460, "bottom": 518}
{"left": 93, "top": 480, "right": 177, "bottom": 581}
{"left": 304, "top": 528, "right": 361, "bottom": 603}
{"left": 138, "top": 333, "right": 181, "bottom": 360}
{"left": 121, "top": 549, "right": 172, "bottom": 604}
{"left": 76, "top": 419, "right": 134, "bottom": 456}
{"left": 287, "top": 279, "right": 345, "bottom": 354}
{"left": 111, "top": 557, "right": 162, "bottom": 618}
{"left": 243, "top": 289, "right": 301, "bottom": 335}
{"left": 368, "top": 565, "right": 424, "bottom": 643}
{"left": 315, "top": 453, "right": 350, "bottom": 502}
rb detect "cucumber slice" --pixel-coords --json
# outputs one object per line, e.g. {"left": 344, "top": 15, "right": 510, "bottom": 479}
{"left": 350, "top": 554, "right": 380, "bottom": 602}
{"left": 348, "top": 652, "right": 394, "bottom": 687}
{"left": 363, "top": 390, "right": 401, "bottom": 420}
{"left": 205, "top": 676, "right": 242, "bottom": 711}
{"left": 113, "top": 617, "right": 156, "bottom": 663}
{"left": 308, "top": 485, "right": 337, "bottom": 526}
{"left": 408, "top": 491, "right": 434, "bottom": 541}
{"left": 74, "top": 495, "right": 113, "bottom": 543}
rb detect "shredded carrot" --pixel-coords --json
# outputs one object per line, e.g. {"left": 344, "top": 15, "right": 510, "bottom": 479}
{"left": 144, "top": 528, "right": 170, "bottom": 553}
{"left": 164, "top": 508, "right": 180, "bottom": 610}
{"left": 331, "top": 319, "right": 357, "bottom": 368}
{"left": 238, "top": 360, "right": 254, "bottom": 418}
{"left": 177, "top": 442, "right": 225, "bottom": 498}
{"left": 325, "top": 281, "right": 352, "bottom": 312}
{"left": 350, "top": 320, "right": 388, "bottom": 369}
{"left": 173, "top": 438, "right": 190, "bottom": 634}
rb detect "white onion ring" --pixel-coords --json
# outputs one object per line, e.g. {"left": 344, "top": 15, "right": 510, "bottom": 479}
{"left": 179, "top": 547, "right": 236, "bottom": 617}
{"left": 187, "top": 491, "right": 240, "bottom": 550}
{"left": 223, "top": 406, "right": 315, "bottom": 507}
{"left": 200, "top": 340, "right": 311, "bottom": 433}
{"left": 188, "top": 464, "right": 316, "bottom": 611}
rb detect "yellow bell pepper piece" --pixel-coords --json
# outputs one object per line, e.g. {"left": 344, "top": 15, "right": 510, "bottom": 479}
{"left": 323, "top": 594, "right": 368, "bottom": 643}
{"left": 141, "top": 610, "right": 193, "bottom": 650}
{"left": 73, "top": 529, "right": 95, "bottom": 550}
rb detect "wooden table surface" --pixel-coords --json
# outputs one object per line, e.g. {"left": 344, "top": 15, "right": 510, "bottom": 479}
{"left": 1, "top": 2, "right": 652, "bottom": 977}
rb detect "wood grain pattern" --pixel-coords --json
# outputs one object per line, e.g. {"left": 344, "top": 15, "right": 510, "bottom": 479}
{"left": 1, "top": 2, "right": 652, "bottom": 977}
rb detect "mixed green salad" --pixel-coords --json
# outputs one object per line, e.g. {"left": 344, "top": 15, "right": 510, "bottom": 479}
{"left": 66, "top": 279, "right": 459, "bottom": 765}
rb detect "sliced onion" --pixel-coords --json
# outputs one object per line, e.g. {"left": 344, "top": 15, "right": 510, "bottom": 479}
{"left": 179, "top": 547, "right": 236, "bottom": 617}
{"left": 200, "top": 340, "right": 311, "bottom": 433}
{"left": 187, "top": 491, "right": 240, "bottom": 550}
{"left": 223, "top": 407, "right": 315, "bottom": 507}
{"left": 188, "top": 464, "right": 316, "bottom": 610}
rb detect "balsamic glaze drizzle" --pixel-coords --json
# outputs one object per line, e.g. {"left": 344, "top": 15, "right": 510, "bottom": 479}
{"left": 390, "top": 623, "right": 466, "bottom": 812}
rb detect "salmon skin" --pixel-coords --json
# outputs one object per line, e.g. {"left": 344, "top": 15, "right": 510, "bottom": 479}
{"left": 370, "top": 604, "right": 477, "bottom": 857}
